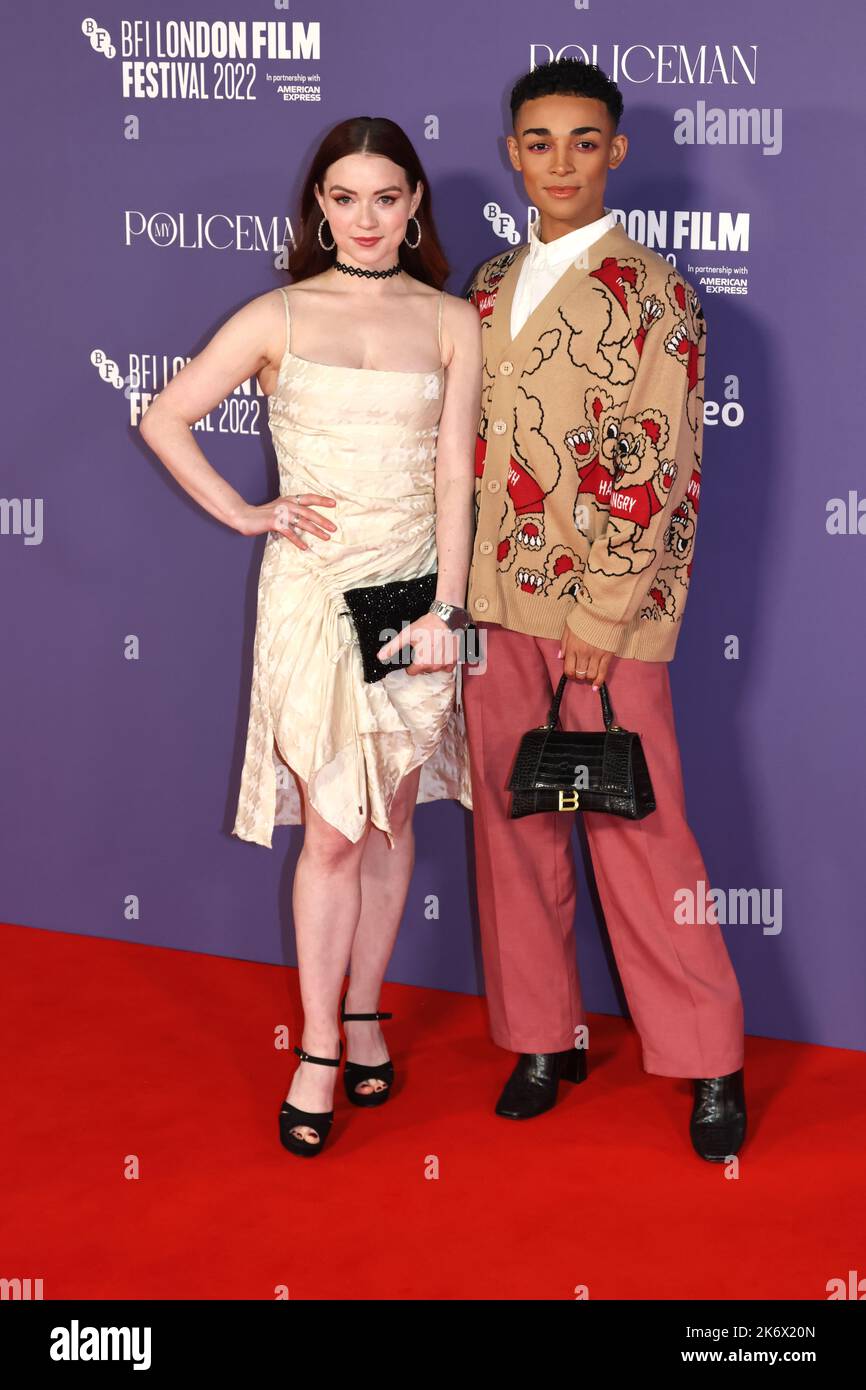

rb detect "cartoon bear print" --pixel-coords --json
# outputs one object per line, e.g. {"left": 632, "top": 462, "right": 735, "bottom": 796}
{"left": 639, "top": 573, "right": 678, "bottom": 623}
{"left": 587, "top": 406, "right": 678, "bottom": 578}
{"left": 497, "top": 528, "right": 519, "bottom": 574}
{"left": 566, "top": 385, "right": 622, "bottom": 537}
{"left": 466, "top": 248, "right": 521, "bottom": 324}
{"left": 662, "top": 270, "right": 705, "bottom": 435}
{"left": 634, "top": 293, "right": 665, "bottom": 357}
{"left": 477, "top": 490, "right": 519, "bottom": 575}
{"left": 557, "top": 254, "right": 648, "bottom": 386}
{"left": 472, "top": 405, "right": 488, "bottom": 527}
{"left": 506, "top": 387, "right": 562, "bottom": 553}
{"left": 514, "top": 542, "right": 590, "bottom": 608}
{"left": 653, "top": 466, "right": 701, "bottom": 617}
{"left": 635, "top": 272, "right": 704, "bottom": 623}
{"left": 520, "top": 326, "right": 562, "bottom": 379}
{"left": 497, "top": 488, "right": 519, "bottom": 573}
{"left": 544, "top": 544, "right": 590, "bottom": 605}
{"left": 514, "top": 561, "right": 545, "bottom": 597}
{"left": 665, "top": 470, "right": 700, "bottom": 570}
{"left": 473, "top": 408, "right": 519, "bottom": 572}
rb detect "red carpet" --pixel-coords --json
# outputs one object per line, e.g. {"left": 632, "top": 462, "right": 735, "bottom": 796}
{"left": 1, "top": 922, "right": 863, "bottom": 1301}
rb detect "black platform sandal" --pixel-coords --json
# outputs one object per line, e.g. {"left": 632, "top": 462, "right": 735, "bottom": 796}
{"left": 340, "top": 993, "right": 394, "bottom": 1108}
{"left": 278, "top": 1041, "right": 343, "bottom": 1156}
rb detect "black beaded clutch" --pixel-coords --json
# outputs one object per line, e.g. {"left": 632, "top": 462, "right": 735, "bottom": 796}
{"left": 507, "top": 675, "right": 656, "bottom": 819}
{"left": 342, "top": 570, "right": 438, "bottom": 683}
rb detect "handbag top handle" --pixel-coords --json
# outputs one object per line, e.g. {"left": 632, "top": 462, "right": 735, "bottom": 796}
{"left": 545, "top": 675, "right": 617, "bottom": 732}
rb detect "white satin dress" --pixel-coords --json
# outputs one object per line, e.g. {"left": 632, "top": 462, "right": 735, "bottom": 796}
{"left": 232, "top": 285, "right": 473, "bottom": 849}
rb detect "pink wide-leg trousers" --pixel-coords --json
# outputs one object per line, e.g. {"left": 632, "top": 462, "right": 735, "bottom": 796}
{"left": 461, "top": 622, "right": 744, "bottom": 1078}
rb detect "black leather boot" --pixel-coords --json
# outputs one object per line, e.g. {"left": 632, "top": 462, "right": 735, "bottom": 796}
{"left": 495, "top": 1048, "right": 588, "bottom": 1119}
{"left": 690, "top": 1066, "right": 747, "bottom": 1161}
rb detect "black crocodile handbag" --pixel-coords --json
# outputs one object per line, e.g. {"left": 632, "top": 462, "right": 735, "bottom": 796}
{"left": 507, "top": 674, "right": 656, "bottom": 819}
{"left": 342, "top": 570, "right": 438, "bottom": 683}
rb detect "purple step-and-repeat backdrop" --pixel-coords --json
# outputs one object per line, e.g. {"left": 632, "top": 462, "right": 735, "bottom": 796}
{"left": 2, "top": 2, "right": 863, "bottom": 1051}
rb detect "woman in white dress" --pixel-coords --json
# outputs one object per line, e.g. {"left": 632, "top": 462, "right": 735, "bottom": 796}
{"left": 140, "top": 117, "right": 481, "bottom": 1157}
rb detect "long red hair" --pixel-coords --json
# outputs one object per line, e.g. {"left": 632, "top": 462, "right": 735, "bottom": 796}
{"left": 286, "top": 116, "right": 449, "bottom": 289}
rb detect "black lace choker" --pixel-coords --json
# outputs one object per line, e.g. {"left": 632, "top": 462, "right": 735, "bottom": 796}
{"left": 333, "top": 259, "right": 402, "bottom": 279}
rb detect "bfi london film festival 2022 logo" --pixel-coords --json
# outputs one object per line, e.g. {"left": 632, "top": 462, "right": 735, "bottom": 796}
{"left": 81, "top": 14, "right": 322, "bottom": 102}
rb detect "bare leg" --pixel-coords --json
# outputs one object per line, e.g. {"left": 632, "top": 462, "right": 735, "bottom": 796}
{"left": 284, "top": 772, "right": 370, "bottom": 1143}
{"left": 343, "top": 764, "right": 422, "bottom": 1096}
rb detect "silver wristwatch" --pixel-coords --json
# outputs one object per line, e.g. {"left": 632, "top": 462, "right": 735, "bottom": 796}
{"left": 428, "top": 599, "right": 472, "bottom": 631}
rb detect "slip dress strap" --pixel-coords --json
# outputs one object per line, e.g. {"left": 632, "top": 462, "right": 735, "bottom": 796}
{"left": 279, "top": 284, "right": 292, "bottom": 354}
{"left": 437, "top": 289, "right": 445, "bottom": 368}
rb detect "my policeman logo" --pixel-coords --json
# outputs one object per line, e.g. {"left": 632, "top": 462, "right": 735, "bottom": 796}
{"left": 529, "top": 44, "right": 759, "bottom": 87}
{"left": 50, "top": 1319, "right": 152, "bottom": 1370}
{"left": 123, "top": 210, "right": 294, "bottom": 251}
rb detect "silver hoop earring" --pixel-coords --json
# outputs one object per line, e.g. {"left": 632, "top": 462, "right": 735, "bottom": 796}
{"left": 317, "top": 216, "right": 335, "bottom": 251}
{"left": 403, "top": 215, "right": 422, "bottom": 250}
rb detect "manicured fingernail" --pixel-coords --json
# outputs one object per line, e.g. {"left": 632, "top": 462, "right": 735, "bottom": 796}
{"left": 592, "top": 684, "right": 599, "bottom": 691}
{"left": 556, "top": 650, "right": 561, "bottom": 658}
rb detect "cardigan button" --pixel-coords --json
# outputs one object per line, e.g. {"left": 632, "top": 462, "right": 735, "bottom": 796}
{"left": 491, "top": 418, "right": 507, "bottom": 434}
{"left": 473, "top": 597, "right": 489, "bottom": 612}
{"left": 487, "top": 479, "right": 501, "bottom": 493}
{"left": 499, "top": 360, "right": 514, "bottom": 375}
{"left": 479, "top": 540, "right": 493, "bottom": 555}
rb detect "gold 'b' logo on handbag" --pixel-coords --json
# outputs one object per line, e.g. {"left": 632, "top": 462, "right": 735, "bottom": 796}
{"left": 558, "top": 789, "right": 580, "bottom": 811}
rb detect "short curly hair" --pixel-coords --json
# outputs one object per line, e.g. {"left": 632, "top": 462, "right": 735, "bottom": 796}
{"left": 510, "top": 58, "right": 624, "bottom": 131}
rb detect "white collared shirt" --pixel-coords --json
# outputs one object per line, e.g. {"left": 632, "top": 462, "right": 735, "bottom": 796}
{"left": 510, "top": 207, "right": 618, "bottom": 338}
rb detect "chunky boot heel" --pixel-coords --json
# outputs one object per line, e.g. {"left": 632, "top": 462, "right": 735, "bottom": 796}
{"left": 560, "top": 1047, "right": 588, "bottom": 1084}
{"left": 690, "top": 1066, "right": 747, "bottom": 1162}
{"left": 495, "top": 1047, "right": 589, "bottom": 1119}
{"left": 340, "top": 992, "right": 394, "bottom": 1108}
{"left": 279, "top": 1041, "right": 343, "bottom": 1157}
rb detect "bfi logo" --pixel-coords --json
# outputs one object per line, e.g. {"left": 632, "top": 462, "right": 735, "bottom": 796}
{"left": 483, "top": 202, "right": 521, "bottom": 245}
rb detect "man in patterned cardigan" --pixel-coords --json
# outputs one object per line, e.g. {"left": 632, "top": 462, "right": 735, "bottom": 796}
{"left": 462, "top": 58, "right": 746, "bottom": 1161}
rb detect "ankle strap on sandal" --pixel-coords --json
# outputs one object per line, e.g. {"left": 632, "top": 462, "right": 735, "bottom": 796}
{"left": 340, "top": 991, "right": 392, "bottom": 1024}
{"left": 293, "top": 1042, "right": 343, "bottom": 1066}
